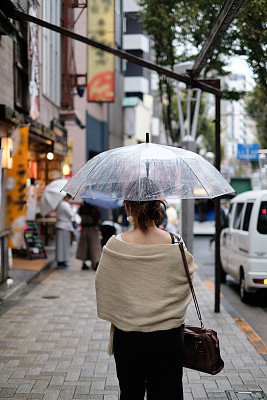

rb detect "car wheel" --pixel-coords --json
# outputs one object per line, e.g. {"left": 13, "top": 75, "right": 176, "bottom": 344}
{"left": 240, "top": 271, "right": 250, "bottom": 303}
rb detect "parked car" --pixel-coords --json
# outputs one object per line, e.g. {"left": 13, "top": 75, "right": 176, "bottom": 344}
{"left": 220, "top": 190, "right": 267, "bottom": 302}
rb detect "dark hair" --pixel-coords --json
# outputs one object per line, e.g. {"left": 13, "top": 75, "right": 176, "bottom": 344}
{"left": 124, "top": 177, "right": 162, "bottom": 201}
{"left": 125, "top": 200, "right": 166, "bottom": 231}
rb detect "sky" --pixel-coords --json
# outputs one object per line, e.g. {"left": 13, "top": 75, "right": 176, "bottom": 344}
{"left": 226, "top": 56, "right": 255, "bottom": 88}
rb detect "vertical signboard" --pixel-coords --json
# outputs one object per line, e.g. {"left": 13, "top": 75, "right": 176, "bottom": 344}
{"left": 87, "top": 0, "right": 115, "bottom": 102}
{"left": 6, "top": 126, "right": 29, "bottom": 249}
{"left": 28, "top": 2, "right": 40, "bottom": 120}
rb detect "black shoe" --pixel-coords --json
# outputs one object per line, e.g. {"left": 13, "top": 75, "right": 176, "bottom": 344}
{"left": 82, "top": 263, "right": 89, "bottom": 270}
{"left": 57, "top": 261, "right": 68, "bottom": 269}
{"left": 93, "top": 262, "right": 99, "bottom": 271}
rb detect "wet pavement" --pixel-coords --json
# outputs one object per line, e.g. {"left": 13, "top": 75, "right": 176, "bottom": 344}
{"left": 0, "top": 242, "right": 267, "bottom": 399}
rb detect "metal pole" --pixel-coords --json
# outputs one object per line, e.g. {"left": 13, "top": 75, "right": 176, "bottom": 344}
{"left": 181, "top": 138, "right": 195, "bottom": 255}
{"left": 176, "top": 85, "right": 185, "bottom": 139}
{"left": 186, "top": 89, "right": 191, "bottom": 136}
{"left": 214, "top": 91, "right": 221, "bottom": 313}
{"left": 191, "top": 89, "right": 202, "bottom": 140}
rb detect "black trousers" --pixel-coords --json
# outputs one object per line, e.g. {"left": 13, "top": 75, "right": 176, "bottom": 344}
{"left": 113, "top": 326, "right": 184, "bottom": 400}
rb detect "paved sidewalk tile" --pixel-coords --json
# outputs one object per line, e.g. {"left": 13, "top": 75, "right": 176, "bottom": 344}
{"left": 0, "top": 253, "right": 266, "bottom": 399}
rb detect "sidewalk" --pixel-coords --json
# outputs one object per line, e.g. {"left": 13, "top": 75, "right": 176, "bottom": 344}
{"left": 0, "top": 247, "right": 56, "bottom": 302}
{"left": 0, "top": 250, "right": 267, "bottom": 399}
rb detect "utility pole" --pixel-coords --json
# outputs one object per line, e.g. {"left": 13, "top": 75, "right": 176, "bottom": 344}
{"left": 180, "top": 136, "right": 196, "bottom": 254}
{"left": 175, "top": 63, "right": 202, "bottom": 254}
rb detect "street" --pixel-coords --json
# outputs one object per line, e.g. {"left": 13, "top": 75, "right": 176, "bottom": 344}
{"left": 194, "top": 236, "right": 267, "bottom": 354}
{"left": 1, "top": 238, "right": 267, "bottom": 400}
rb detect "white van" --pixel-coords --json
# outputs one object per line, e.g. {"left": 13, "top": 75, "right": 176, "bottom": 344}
{"left": 220, "top": 190, "right": 267, "bottom": 302}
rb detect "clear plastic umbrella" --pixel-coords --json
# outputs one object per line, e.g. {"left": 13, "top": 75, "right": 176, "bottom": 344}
{"left": 62, "top": 143, "right": 234, "bottom": 201}
{"left": 40, "top": 178, "right": 68, "bottom": 216}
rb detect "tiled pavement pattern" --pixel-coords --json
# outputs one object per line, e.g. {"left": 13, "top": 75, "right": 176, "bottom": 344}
{"left": 0, "top": 254, "right": 266, "bottom": 400}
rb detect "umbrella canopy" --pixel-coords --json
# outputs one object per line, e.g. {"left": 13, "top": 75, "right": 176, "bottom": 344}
{"left": 84, "top": 197, "right": 120, "bottom": 209}
{"left": 40, "top": 178, "right": 68, "bottom": 216}
{"left": 62, "top": 143, "right": 234, "bottom": 201}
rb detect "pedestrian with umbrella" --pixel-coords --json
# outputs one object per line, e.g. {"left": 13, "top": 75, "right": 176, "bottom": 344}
{"left": 96, "top": 178, "right": 193, "bottom": 399}
{"left": 62, "top": 138, "right": 234, "bottom": 399}
{"left": 55, "top": 193, "right": 74, "bottom": 268}
{"left": 39, "top": 178, "right": 68, "bottom": 217}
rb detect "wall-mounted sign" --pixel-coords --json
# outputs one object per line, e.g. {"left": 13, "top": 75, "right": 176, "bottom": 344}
{"left": 237, "top": 143, "right": 259, "bottom": 161}
{"left": 6, "top": 126, "right": 29, "bottom": 249}
{"left": 53, "top": 122, "right": 68, "bottom": 156}
{"left": 87, "top": 0, "right": 115, "bottom": 102}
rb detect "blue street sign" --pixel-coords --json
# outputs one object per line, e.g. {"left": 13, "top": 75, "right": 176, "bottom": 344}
{"left": 237, "top": 143, "right": 259, "bottom": 161}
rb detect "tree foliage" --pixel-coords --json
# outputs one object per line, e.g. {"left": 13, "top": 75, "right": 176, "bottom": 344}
{"left": 138, "top": 0, "right": 179, "bottom": 143}
{"left": 138, "top": 0, "right": 267, "bottom": 144}
{"left": 245, "top": 86, "right": 267, "bottom": 148}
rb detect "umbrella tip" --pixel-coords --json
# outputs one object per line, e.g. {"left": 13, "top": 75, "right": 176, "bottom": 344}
{"left": 146, "top": 132, "right": 149, "bottom": 143}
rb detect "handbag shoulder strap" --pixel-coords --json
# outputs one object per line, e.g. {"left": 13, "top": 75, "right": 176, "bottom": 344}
{"left": 170, "top": 233, "right": 204, "bottom": 328}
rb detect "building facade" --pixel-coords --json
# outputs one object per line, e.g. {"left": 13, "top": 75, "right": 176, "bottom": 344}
{"left": 0, "top": 0, "right": 161, "bottom": 282}
{"left": 221, "top": 73, "right": 257, "bottom": 178}
{"left": 0, "top": 0, "right": 71, "bottom": 281}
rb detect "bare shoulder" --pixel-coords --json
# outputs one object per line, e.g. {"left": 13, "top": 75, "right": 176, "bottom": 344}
{"left": 157, "top": 229, "right": 173, "bottom": 244}
{"left": 122, "top": 228, "right": 172, "bottom": 245}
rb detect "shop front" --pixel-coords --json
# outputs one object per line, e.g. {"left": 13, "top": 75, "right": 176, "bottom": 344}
{"left": 28, "top": 120, "right": 68, "bottom": 250}
{"left": 0, "top": 105, "right": 24, "bottom": 283}
{"left": 1, "top": 115, "right": 68, "bottom": 267}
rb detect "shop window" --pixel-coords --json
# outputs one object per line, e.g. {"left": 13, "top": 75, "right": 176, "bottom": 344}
{"left": 242, "top": 202, "right": 254, "bottom": 232}
{"left": 233, "top": 203, "right": 244, "bottom": 230}
{"left": 257, "top": 201, "right": 267, "bottom": 235}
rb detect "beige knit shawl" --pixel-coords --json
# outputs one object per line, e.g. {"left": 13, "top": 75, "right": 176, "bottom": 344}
{"left": 95, "top": 236, "right": 194, "bottom": 354}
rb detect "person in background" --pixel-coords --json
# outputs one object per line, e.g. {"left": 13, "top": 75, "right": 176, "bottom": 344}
{"left": 55, "top": 194, "right": 74, "bottom": 268}
{"left": 117, "top": 206, "right": 130, "bottom": 232}
{"left": 95, "top": 179, "right": 194, "bottom": 400}
{"left": 157, "top": 203, "right": 168, "bottom": 230}
{"left": 76, "top": 202, "right": 102, "bottom": 270}
{"left": 166, "top": 204, "right": 179, "bottom": 234}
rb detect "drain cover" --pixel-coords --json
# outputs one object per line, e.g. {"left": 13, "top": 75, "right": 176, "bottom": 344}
{"left": 226, "top": 391, "right": 267, "bottom": 399}
{"left": 42, "top": 296, "right": 60, "bottom": 299}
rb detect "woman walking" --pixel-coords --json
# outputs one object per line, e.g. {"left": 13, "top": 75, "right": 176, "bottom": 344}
{"left": 95, "top": 183, "right": 194, "bottom": 400}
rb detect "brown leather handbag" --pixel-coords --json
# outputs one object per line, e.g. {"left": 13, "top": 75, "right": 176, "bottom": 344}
{"left": 177, "top": 238, "right": 224, "bottom": 375}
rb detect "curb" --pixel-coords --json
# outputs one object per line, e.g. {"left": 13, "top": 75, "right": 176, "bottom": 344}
{"left": 0, "top": 258, "right": 56, "bottom": 302}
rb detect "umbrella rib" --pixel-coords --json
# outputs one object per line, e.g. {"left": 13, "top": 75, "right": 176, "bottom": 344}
{"left": 179, "top": 158, "right": 212, "bottom": 198}
{"left": 72, "top": 159, "right": 105, "bottom": 198}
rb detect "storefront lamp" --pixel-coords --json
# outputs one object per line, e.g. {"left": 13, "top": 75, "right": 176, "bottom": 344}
{"left": 46, "top": 152, "right": 54, "bottom": 160}
{"left": 62, "top": 163, "right": 70, "bottom": 176}
{"left": 1, "top": 137, "right": 13, "bottom": 169}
